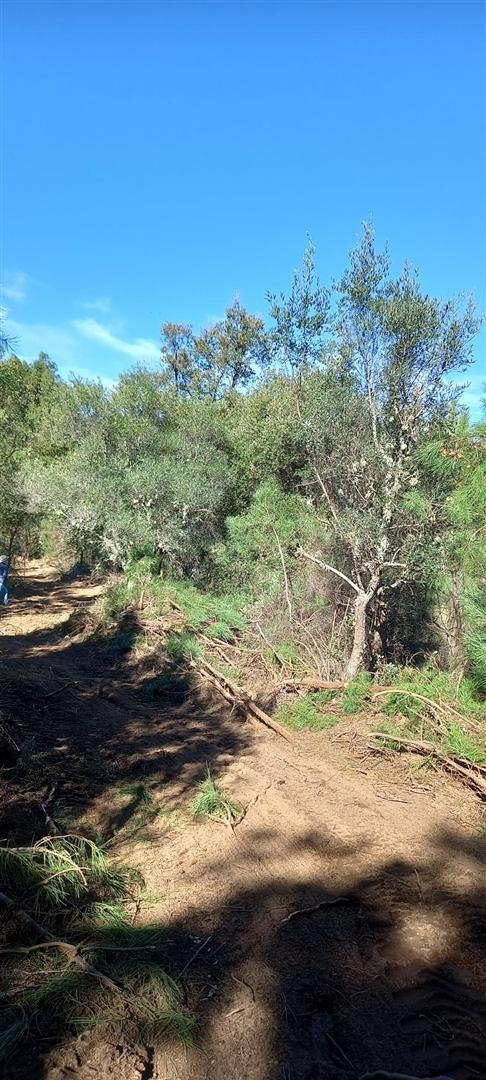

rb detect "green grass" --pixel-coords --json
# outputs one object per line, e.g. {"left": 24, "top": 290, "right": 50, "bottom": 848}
{"left": 340, "top": 673, "right": 373, "bottom": 714}
{"left": 383, "top": 663, "right": 486, "bottom": 724}
{"left": 271, "top": 640, "right": 305, "bottom": 671}
{"left": 163, "top": 579, "right": 247, "bottom": 642}
{"left": 441, "top": 723, "right": 486, "bottom": 765}
{"left": 0, "top": 834, "right": 195, "bottom": 1060}
{"left": 275, "top": 694, "right": 340, "bottom": 732}
{"left": 190, "top": 773, "right": 241, "bottom": 824}
{"left": 166, "top": 632, "right": 203, "bottom": 664}
{"left": 102, "top": 561, "right": 247, "bottom": 644}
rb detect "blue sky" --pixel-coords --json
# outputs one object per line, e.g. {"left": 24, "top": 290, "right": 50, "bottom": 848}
{"left": 2, "top": 1, "right": 485, "bottom": 409}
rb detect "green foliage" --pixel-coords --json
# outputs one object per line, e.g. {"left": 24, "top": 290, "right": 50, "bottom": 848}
{"left": 4, "top": 232, "right": 484, "bottom": 687}
{"left": 371, "top": 663, "right": 486, "bottom": 767}
{"left": 166, "top": 632, "right": 203, "bottom": 664}
{"left": 465, "top": 629, "right": 486, "bottom": 695}
{"left": 441, "top": 723, "right": 486, "bottom": 765}
{"left": 0, "top": 835, "right": 138, "bottom": 916}
{"left": 214, "top": 478, "right": 319, "bottom": 595}
{"left": 383, "top": 664, "right": 486, "bottom": 724}
{"left": 340, "top": 673, "right": 373, "bottom": 714}
{"left": 190, "top": 774, "right": 241, "bottom": 823}
{"left": 275, "top": 694, "right": 339, "bottom": 732}
{"left": 163, "top": 578, "right": 247, "bottom": 640}
{"left": 269, "top": 640, "right": 304, "bottom": 670}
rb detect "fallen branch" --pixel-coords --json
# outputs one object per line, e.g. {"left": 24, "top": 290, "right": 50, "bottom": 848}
{"left": 370, "top": 732, "right": 486, "bottom": 799}
{"left": 282, "top": 678, "right": 347, "bottom": 691}
{"left": 372, "top": 688, "right": 483, "bottom": 731}
{"left": 280, "top": 896, "right": 348, "bottom": 924}
{"left": 272, "top": 526, "right": 293, "bottom": 622}
{"left": 197, "top": 661, "right": 293, "bottom": 744}
{"left": 282, "top": 678, "right": 388, "bottom": 693}
{"left": 37, "top": 783, "right": 60, "bottom": 836}
{"left": 44, "top": 681, "right": 76, "bottom": 700}
{"left": 0, "top": 892, "right": 122, "bottom": 994}
{"left": 199, "top": 636, "right": 237, "bottom": 666}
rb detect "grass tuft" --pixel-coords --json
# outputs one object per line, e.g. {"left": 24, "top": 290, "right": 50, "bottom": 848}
{"left": 442, "top": 723, "right": 486, "bottom": 765}
{"left": 166, "top": 632, "right": 203, "bottom": 664}
{"left": 190, "top": 773, "right": 240, "bottom": 824}
{"left": 0, "top": 833, "right": 196, "bottom": 1060}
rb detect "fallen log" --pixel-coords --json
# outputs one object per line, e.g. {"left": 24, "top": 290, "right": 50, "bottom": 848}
{"left": 198, "top": 660, "right": 294, "bottom": 744}
{"left": 370, "top": 731, "right": 486, "bottom": 799}
{"left": 282, "top": 678, "right": 346, "bottom": 690}
{"left": 282, "top": 678, "right": 389, "bottom": 693}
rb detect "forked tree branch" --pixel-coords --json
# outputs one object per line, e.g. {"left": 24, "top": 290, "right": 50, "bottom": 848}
{"left": 297, "top": 548, "right": 361, "bottom": 594}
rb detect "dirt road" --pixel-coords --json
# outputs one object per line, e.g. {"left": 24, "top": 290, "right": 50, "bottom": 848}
{"left": 1, "top": 565, "right": 486, "bottom": 1079}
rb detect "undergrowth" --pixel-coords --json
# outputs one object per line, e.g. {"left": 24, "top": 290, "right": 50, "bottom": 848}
{"left": 275, "top": 693, "right": 339, "bottom": 732}
{"left": 166, "top": 631, "right": 203, "bottom": 664}
{"left": 0, "top": 834, "right": 195, "bottom": 1061}
{"left": 372, "top": 663, "right": 486, "bottom": 766}
{"left": 382, "top": 663, "right": 486, "bottom": 724}
{"left": 101, "top": 559, "right": 247, "bottom": 645}
{"left": 340, "top": 672, "right": 373, "bottom": 714}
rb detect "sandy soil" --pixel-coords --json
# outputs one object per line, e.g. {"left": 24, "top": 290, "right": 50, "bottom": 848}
{"left": 1, "top": 563, "right": 485, "bottom": 1080}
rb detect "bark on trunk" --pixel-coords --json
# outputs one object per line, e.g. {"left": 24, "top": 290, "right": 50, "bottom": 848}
{"left": 344, "top": 591, "right": 370, "bottom": 680}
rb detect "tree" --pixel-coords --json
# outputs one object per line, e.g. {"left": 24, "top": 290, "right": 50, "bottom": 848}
{"left": 266, "top": 240, "right": 331, "bottom": 373}
{"left": 161, "top": 302, "right": 268, "bottom": 400}
{"left": 416, "top": 410, "right": 486, "bottom": 688}
{"left": 0, "top": 352, "right": 58, "bottom": 556}
{"left": 269, "top": 227, "right": 481, "bottom": 677}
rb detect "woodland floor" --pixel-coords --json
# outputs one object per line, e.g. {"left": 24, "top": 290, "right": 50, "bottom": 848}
{"left": 1, "top": 562, "right": 486, "bottom": 1080}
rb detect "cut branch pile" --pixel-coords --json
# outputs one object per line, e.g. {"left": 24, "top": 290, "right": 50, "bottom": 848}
{"left": 195, "top": 660, "right": 294, "bottom": 744}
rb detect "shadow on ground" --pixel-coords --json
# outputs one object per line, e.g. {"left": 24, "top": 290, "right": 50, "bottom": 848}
{"left": 1, "top": 575, "right": 486, "bottom": 1079}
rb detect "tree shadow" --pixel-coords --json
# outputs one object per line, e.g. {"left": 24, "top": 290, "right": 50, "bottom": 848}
{"left": 1, "top": 575, "right": 486, "bottom": 1078}
{"left": 163, "top": 825, "right": 486, "bottom": 1080}
{"left": 0, "top": 598, "right": 253, "bottom": 843}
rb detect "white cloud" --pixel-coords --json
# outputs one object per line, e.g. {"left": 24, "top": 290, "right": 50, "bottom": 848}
{"left": 72, "top": 318, "right": 159, "bottom": 363}
{"left": 4, "top": 317, "right": 115, "bottom": 387}
{"left": 1, "top": 271, "right": 29, "bottom": 302}
{"left": 80, "top": 297, "right": 112, "bottom": 314}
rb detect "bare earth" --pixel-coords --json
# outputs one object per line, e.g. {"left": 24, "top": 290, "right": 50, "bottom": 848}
{"left": 1, "top": 563, "right": 485, "bottom": 1080}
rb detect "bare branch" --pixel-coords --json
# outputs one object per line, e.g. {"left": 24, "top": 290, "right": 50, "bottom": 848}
{"left": 272, "top": 526, "right": 293, "bottom": 622}
{"left": 312, "top": 467, "right": 339, "bottom": 525}
{"left": 297, "top": 548, "right": 361, "bottom": 594}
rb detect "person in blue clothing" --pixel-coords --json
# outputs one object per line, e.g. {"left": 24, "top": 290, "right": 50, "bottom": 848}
{"left": 0, "top": 556, "right": 9, "bottom": 607}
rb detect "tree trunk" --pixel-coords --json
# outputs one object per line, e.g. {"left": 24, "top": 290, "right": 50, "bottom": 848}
{"left": 344, "top": 591, "right": 370, "bottom": 680}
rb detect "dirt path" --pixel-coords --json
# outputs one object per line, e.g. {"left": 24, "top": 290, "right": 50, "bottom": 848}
{"left": 1, "top": 565, "right": 486, "bottom": 1080}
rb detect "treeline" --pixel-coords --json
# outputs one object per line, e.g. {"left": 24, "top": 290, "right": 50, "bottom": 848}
{"left": 1, "top": 227, "right": 485, "bottom": 687}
